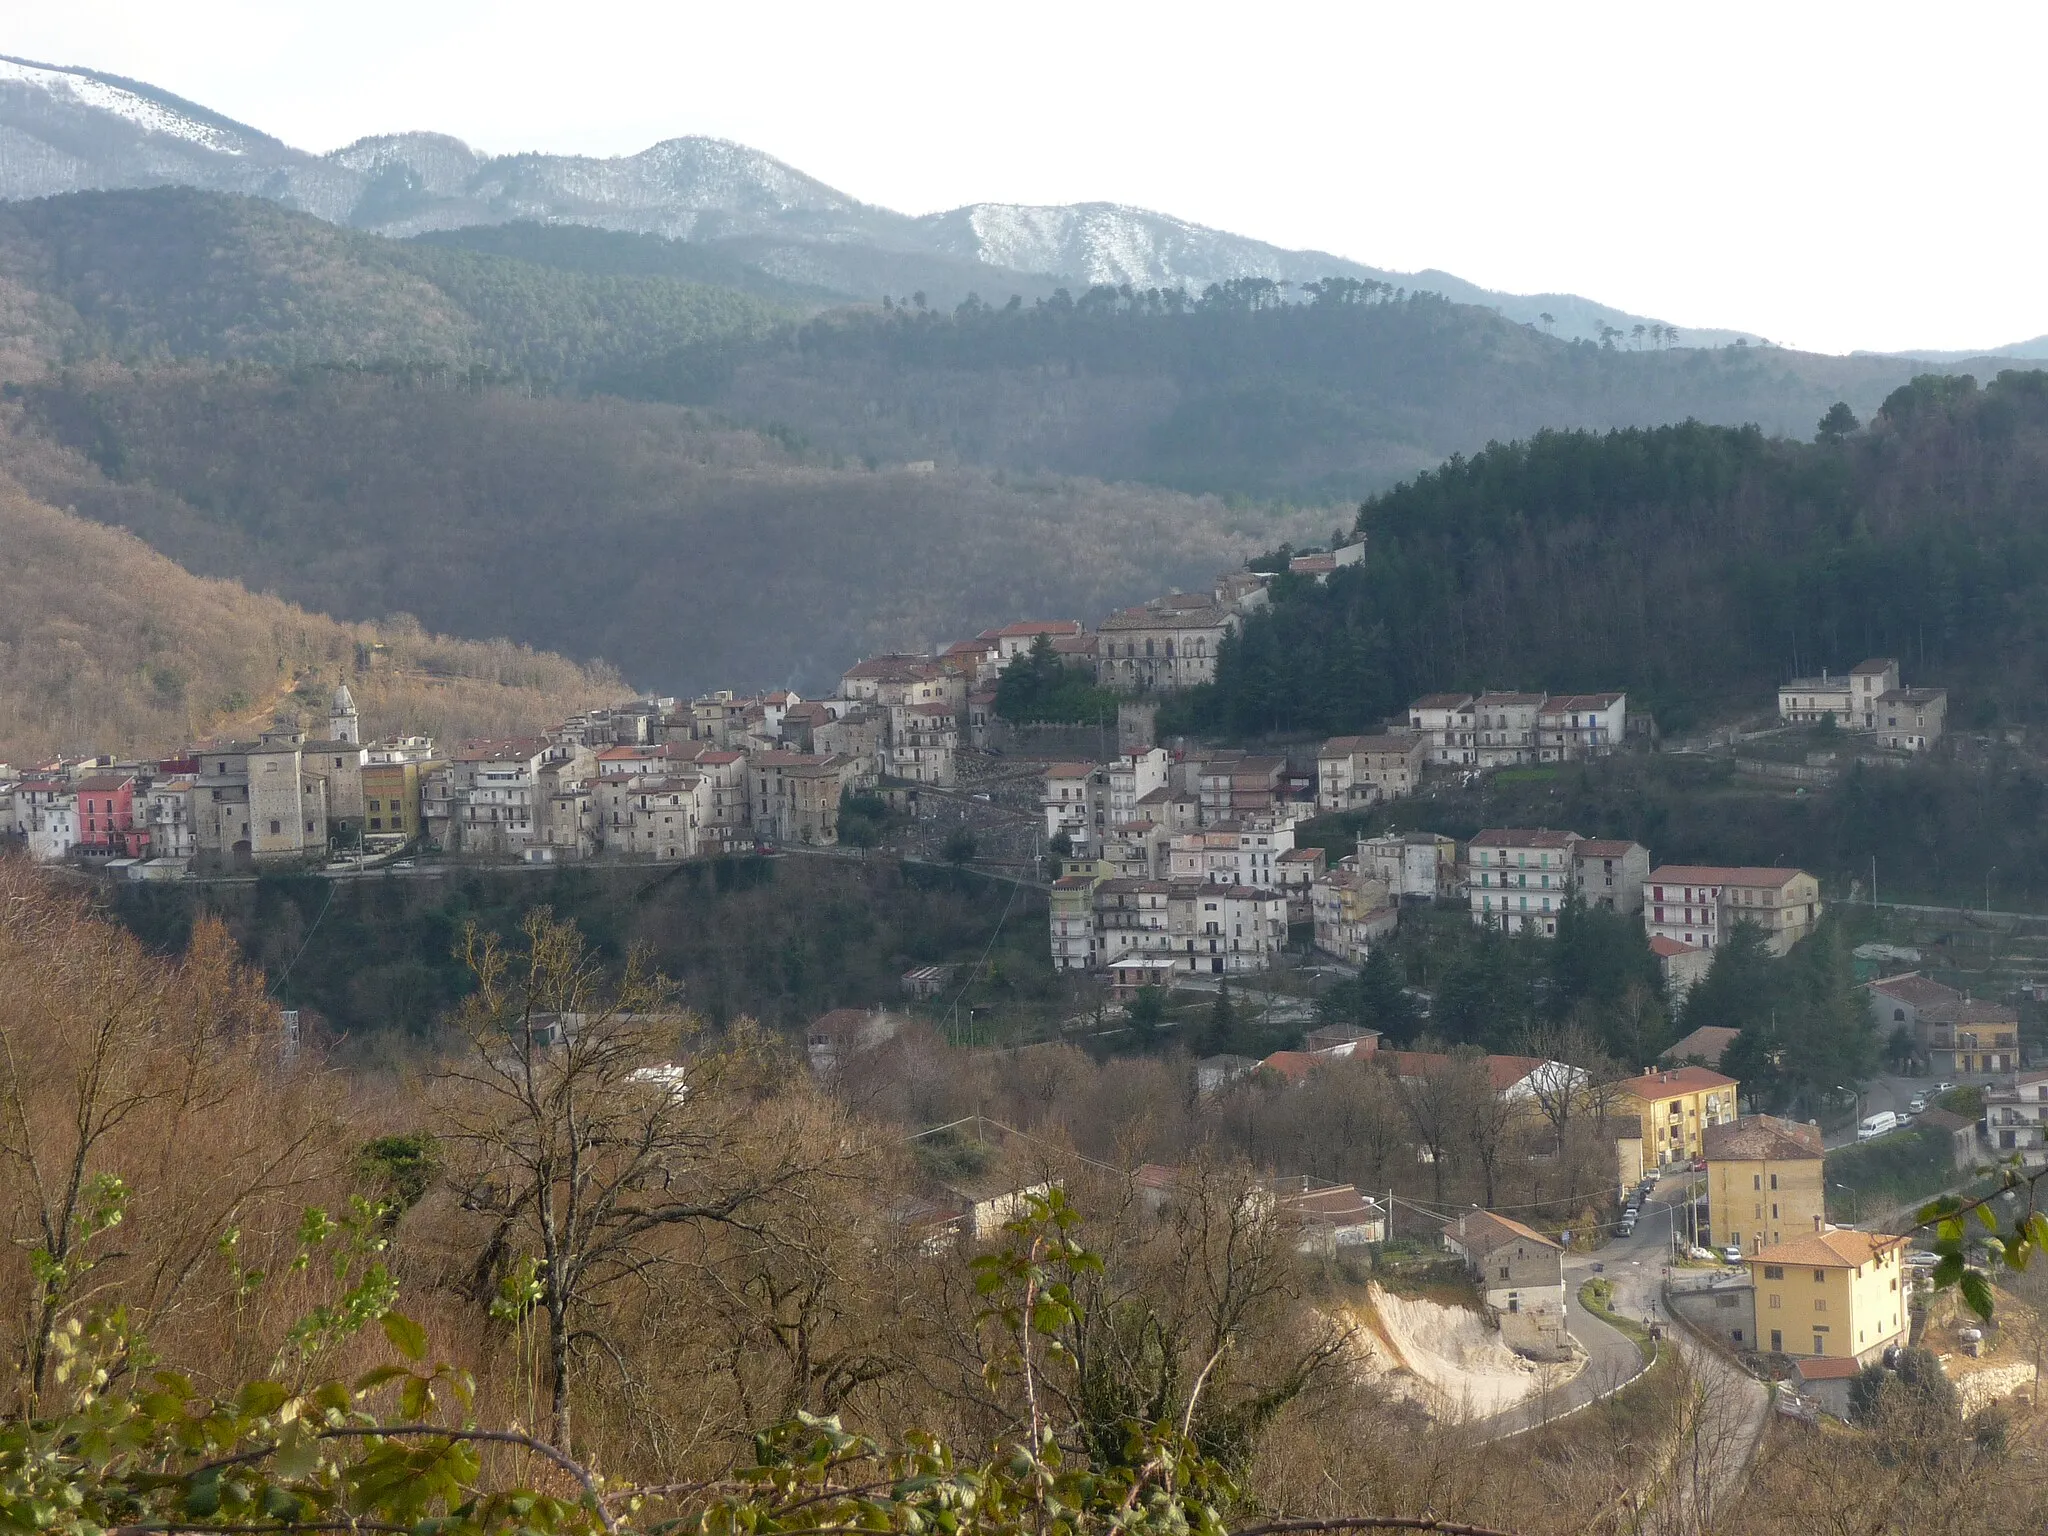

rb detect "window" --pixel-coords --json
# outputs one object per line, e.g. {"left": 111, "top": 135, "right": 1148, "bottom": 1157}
{"left": 1813, "top": 1269, "right": 1827, "bottom": 1284}
{"left": 1769, "top": 1294, "right": 1781, "bottom": 1309}
{"left": 1753, "top": 1175, "right": 1761, "bottom": 1191}
{"left": 1764, "top": 1266, "right": 1784, "bottom": 1280}
{"left": 1770, "top": 1173, "right": 1779, "bottom": 1190}
{"left": 1814, "top": 1299, "right": 1826, "bottom": 1312}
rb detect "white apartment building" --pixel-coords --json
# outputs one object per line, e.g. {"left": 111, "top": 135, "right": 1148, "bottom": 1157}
{"left": 1537, "top": 693, "right": 1629, "bottom": 761}
{"left": 1043, "top": 762, "right": 1104, "bottom": 855}
{"left": 1104, "top": 748, "right": 1170, "bottom": 825}
{"left": 143, "top": 778, "right": 197, "bottom": 860}
{"left": 1042, "top": 751, "right": 1169, "bottom": 858}
{"left": 1173, "top": 883, "right": 1288, "bottom": 976}
{"left": 1777, "top": 658, "right": 1896, "bottom": 730}
{"left": 15, "top": 780, "right": 77, "bottom": 863}
{"left": 1643, "top": 866, "right": 1824, "bottom": 956}
{"left": 1467, "top": 828, "right": 1583, "bottom": 935}
{"left": 441, "top": 738, "right": 550, "bottom": 857}
{"left": 1167, "top": 819, "right": 1296, "bottom": 887}
{"left": 1984, "top": 1071, "right": 2048, "bottom": 1169}
{"left": 1316, "top": 734, "right": 1425, "bottom": 812}
{"left": 1408, "top": 694, "right": 1476, "bottom": 766}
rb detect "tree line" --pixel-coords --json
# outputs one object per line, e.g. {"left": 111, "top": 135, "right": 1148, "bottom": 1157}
{"left": 1173, "top": 371, "right": 2048, "bottom": 736}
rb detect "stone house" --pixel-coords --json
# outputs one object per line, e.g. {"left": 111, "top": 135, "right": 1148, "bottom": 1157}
{"left": 1874, "top": 687, "right": 1947, "bottom": 751}
{"left": 1470, "top": 692, "right": 1546, "bottom": 767}
{"left": 1573, "top": 837, "right": 1650, "bottom": 914}
{"left": 748, "top": 751, "right": 858, "bottom": 845}
{"left": 1094, "top": 593, "right": 1240, "bottom": 693}
{"left": 1443, "top": 1210, "right": 1570, "bottom": 1359}
{"left": 1359, "top": 831, "right": 1458, "bottom": 900}
{"left": 1315, "top": 734, "right": 1425, "bottom": 812}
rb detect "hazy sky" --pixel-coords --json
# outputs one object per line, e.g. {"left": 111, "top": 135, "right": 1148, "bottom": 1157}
{"left": 9, "top": 2, "right": 2043, "bottom": 355}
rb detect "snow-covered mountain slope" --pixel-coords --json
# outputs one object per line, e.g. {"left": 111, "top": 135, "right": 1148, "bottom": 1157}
{"left": 0, "top": 52, "right": 1754, "bottom": 340}
{"left": 0, "top": 55, "right": 359, "bottom": 220}
{"left": 917, "top": 200, "right": 1755, "bottom": 346}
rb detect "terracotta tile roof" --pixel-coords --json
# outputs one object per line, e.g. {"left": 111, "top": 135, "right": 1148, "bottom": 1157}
{"left": 1575, "top": 839, "right": 1641, "bottom": 858}
{"left": 1409, "top": 693, "right": 1475, "bottom": 710}
{"left": 1921, "top": 998, "right": 2019, "bottom": 1025}
{"left": 1751, "top": 1228, "right": 1905, "bottom": 1269}
{"left": 1867, "top": 973, "right": 1962, "bottom": 1009}
{"left": 1649, "top": 936, "right": 1705, "bottom": 958}
{"left": 1044, "top": 762, "right": 1097, "bottom": 779}
{"left": 1623, "top": 1065, "right": 1737, "bottom": 1099}
{"left": 1473, "top": 691, "right": 1547, "bottom": 706}
{"left": 1704, "top": 1114, "right": 1823, "bottom": 1162}
{"left": 1321, "top": 734, "right": 1422, "bottom": 755}
{"left": 73, "top": 775, "right": 135, "bottom": 793}
{"left": 1794, "top": 1356, "right": 1863, "bottom": 1381}
{"left": 1877, "top": 687, "right": 1945, "bottom": 705}
{"left": 1258, "top": 1051, "right": 1320, "bottom": 1084}
{"left": 1663, "top": 1024, "right": 1740, "bottom": 1066}
{"left": 1850, "top": 658, "right": 1897, "bottom": 675}
{"left": 1543, "top": 692, "right": 1625, "bottom": 710}
{"left": 1470, "top": 828, "right": 1581, "bottom": 849}
{"left": 1448, "top": 1208, "right": 1561, "bottom": 1255}
{"left": 1133, "top": 1163, "right": 1178, "bottom": 1191}
{"left": 1647, "top": 865, "right": 1814, "bottom": 888}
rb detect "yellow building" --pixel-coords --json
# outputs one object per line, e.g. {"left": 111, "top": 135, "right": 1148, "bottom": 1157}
{"left": 1618, "top": 1065, "right": 1739, "bottom": 1168}
{"left": 362, "top": 758, "right": 433, "bottom": 841}
{"left": 1704, "top": 1114, "right": 1825, "bottom": 1253}
{"left": 1748, "top": 1226, "right": 1908, "bottom": 1364}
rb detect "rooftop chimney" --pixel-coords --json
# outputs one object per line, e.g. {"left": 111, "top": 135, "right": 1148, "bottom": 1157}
{"left": 1814, "top": 1214, "right": 1824, "bottom": 1232}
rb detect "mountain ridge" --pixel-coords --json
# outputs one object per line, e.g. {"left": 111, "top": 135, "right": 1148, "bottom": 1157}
{"left": 0, "top": 51, "right": 1761, "bottom": 345}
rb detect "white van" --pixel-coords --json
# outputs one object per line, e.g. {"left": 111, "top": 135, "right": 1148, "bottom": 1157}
{"left": 1858, "top": 1111, "right": 1900, "bottom": 1141}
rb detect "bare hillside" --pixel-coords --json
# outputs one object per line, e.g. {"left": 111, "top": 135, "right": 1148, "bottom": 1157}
{"left": 0, "top": 471, "right": 626, "bottom": 762}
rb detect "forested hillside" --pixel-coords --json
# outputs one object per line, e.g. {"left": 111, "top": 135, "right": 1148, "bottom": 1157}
{"left": 0, "top": 189, "right": 790, "bottom": 383}
{"left": 1178, "top": 370, "right": 2048, "bottom": 735}
{"left": 0, "top": 463, "right": 625, "bottom": 761}
{"left": 607, "top": 283, "right": 1935, "bottom": 498}
{"left": 2, "top": 367, "right": 1320, "bottom": 695}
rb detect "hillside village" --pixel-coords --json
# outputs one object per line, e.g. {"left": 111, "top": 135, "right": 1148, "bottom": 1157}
{"left": 8, "top": 536, "right": 2031, "bottom": 1392}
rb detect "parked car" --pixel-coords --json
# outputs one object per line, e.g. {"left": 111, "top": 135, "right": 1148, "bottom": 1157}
{"left": 1908, "top": 1093, "right": 1929, "bottom": 1113}
{"left": 1858, "top": 1110, "right": 1901, "bottom": 1141}
{"left": 1617, "top": 1218, "right": 1636, "bottom": 1237}
{"left": 1722, "top": 1244, "right": 1744, "bottom": 1264}
{"left": 1934, "top": 1081, "right": 1955, "bottom": 1094}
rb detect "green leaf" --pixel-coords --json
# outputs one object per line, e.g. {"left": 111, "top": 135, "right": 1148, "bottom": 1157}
{"left": 1977, "top": 1203, "right": 1999, "bottom": 1230}
{"left": 1959, "top": 1268, "right": 1995, "bottom": 1320}
{"left": 354, "top": 1364, "right": 410, "bottom": 1393}
{"left": 237, "top": 1379, "right": 289, "bottom": 1418}
{"left": 399, "top": 1373, "right": 433, "bottom": 1421}
{"left": 380, "top": 1310, "right": 428, "bottom": 1362}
